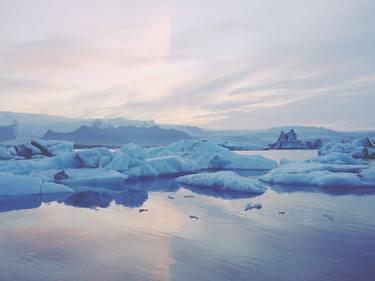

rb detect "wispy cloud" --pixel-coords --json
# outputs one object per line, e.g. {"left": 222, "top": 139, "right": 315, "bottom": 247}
{"left": 0, "top": 0, "right": 374, "bottom": 129}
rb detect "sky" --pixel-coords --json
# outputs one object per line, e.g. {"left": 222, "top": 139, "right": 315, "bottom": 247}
{"left": 0, "top": 0, "right": 374, "bottom": 130}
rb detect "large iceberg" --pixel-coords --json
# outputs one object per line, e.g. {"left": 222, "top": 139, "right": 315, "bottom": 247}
{"left": 260, "top": 152, "right": 374, "bottom": 187}
{"left": 146, "top": 139, "right": 277, "bottom": 170}
{"left": 176, "top": 171, "right": 267, "bottom": 194}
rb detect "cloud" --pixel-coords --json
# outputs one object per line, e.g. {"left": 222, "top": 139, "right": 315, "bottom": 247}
{"left": 0, "top": 0, "right": 374, "bottom": 130}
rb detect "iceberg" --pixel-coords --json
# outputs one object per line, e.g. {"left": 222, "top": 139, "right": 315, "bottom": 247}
{"left": 146, "top": 156, "right": 199, "bottom": 175}
{"left": 9, "top": 139, "right": 74, "bottom": 159}
{"left": 319, "top": 138, "right": 375, "bottom": 159}
{"left": 270, "top": 129, "right": 322, "bottom": 149}
{"left": 104, "top": 151, "right": 130, "bottom": 172}
{"left": 0, "top": 172, "right": 72, "bottom": 195}
{"left": 55, "top": 168, "right": 129, "bottom": 186}
{"left": 0, "top": 139, "right": 277, "bottom": 194}
{"left": 0, "top": 146, "right": 12, "bottom": 160}
{"left": 119, "top": 143, "right": 146, "bottom": 160}
{"left": 260, "top": 152, "right": 375, "bottom": 187}
{"left": 309, "top": 152, "right": 367, "bottom": 165}
{"left": 217, "top": 141, "right": 268, "bottom": 151}
{"left": 245, "top": 203, "right": 262, "bottom": 210}
{"left": 176, "top": 171, "right": 267, "bottom": 194}
{"left": 146, "top": 140, "right": 277, "bottom": 170}
{"left": 77, "top": 147, "right": 111, "bottom": 168}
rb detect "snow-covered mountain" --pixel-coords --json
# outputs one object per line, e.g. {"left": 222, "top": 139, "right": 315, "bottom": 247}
{"left": 1, "top": 111, "right": 374, "bottom": 146}
{"left": 43, "top": 125, "right": 191, "bottom": 147}
{"left": 0, "top": 111, "right": 160, "bottom": 142}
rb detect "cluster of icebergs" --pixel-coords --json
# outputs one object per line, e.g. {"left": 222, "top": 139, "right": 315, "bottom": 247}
{"left": 1, "top": 138, "right": 374, "bottom": 198}
{"left": 0, "top": 139, "right": 277, "bottom": 196}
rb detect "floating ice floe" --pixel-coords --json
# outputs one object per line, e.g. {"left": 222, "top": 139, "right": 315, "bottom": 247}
{"left": 309, "top": 152, "right": 367, "bottom": 165}
{"left": 0, "top": 146, "right": 12, "bottom": 160}
{"left": 62, "top": 169, "right": 128, "bottom": 186}
{"left": 176, "top": 171, "right": 267, "bottom": 194}
{"left": 31, "top": 168, "right": 129, "bottom": 186}
{"left": 146, "top": 139, "right": 277, "bottom": 170}
{"left": 260, "top": 152, "right": 375, "bottom": 187}
{"left": 244, "top": 203, "right": 262, "bottom": 210}
{"left": 217, "top": 141, "right": 268, "bottom": 151}
{"left": 319, "top": 138, "right": 375, "bottom": 159}
{"left": 0, "top": 172, "right": 72, "bottom": 195}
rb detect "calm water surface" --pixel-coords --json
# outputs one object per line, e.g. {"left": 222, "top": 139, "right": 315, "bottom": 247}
{"left": 0, "top": 150, "right": 375, "bottom": 281}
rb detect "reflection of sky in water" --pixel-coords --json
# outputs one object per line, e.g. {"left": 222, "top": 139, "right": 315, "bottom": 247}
{"left": 1, "top": 150, "right": 375, "bottom": 281}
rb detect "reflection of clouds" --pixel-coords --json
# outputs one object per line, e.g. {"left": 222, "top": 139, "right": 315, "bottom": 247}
{"left": 1, "top": 196, "right": 190, "bottom": 281}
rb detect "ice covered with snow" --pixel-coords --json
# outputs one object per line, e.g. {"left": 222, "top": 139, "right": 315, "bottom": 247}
{"left": 30, "top": 168, "right": 129, "bottom": 186}
{"left": 60, "top": 169, "right": 128, "bottom": 186}
{"left": 119, "top": 143, "right": 146, "bottom": 160}
{"left": 260, "top": 152, "right": 375, "bottom": 187}
{"left": 0, "top": 139, "right": 278, "bottom": 196}
{"left": 146, "top": 140, "right": 277, "bottom": 170}
{"left": 34, "top": 139, "right": 74, "bottom": 155}
{"left": 147, "top": 156, "right": 199, "bottom": 175}
{"left": 0, "top": 146, "right": 12, "bottom": 160}
{"left": 217, "top": 141, "right": 268, "bottom": 151}
{"left": 319, "top": 138, "right": 375, "bottom": 159}
{"left": 77, "top": 147, "right": 111, "bottom": 168}
{"left": 309, "top": 152, "right": 367, "bottom": 165}
{"left": 176, "top": 171, "right": 267, "bottom": 194}
{"left": 104, "top": 151, "right": 129, "bottom": 172}
{"left": 0, "top": 172, "right": 72, "bottom": 195}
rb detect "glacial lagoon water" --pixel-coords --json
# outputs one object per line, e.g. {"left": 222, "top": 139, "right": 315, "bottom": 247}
{"left": 1, "top": 150, "right": 375, "bottom": 281}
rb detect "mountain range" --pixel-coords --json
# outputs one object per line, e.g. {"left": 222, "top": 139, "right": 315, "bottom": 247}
{"left": 1, "top": 111, "right": 374, "bottom": 147}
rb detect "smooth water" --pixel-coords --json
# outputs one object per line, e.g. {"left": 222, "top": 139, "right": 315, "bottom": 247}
{"left": 1, "top": 150, "right": 375, "bottom": 281}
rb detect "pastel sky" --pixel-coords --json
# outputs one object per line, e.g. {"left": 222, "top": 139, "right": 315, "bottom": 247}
{"left": 0, "top": 0, "right": 374, "bottom": 130}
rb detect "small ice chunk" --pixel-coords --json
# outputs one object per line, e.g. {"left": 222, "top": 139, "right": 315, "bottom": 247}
{"left": 244, "top": 203, "right": 262, "bottom": 211}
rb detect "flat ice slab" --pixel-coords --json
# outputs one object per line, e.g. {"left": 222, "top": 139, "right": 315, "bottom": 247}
{"left": 176, "top": 171, "right": 267, "bottom": 194}
{"left": 0, "top": 172, "right": 73, "bottom": 195}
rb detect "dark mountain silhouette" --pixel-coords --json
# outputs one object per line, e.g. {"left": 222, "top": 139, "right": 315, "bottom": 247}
{"left": 42, "top": 125, "right": 191, "bottom": 146}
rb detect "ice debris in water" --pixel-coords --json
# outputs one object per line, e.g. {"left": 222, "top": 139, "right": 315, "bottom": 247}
{"left": 244, "top": 203, "right": 262, "bottom": 211}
